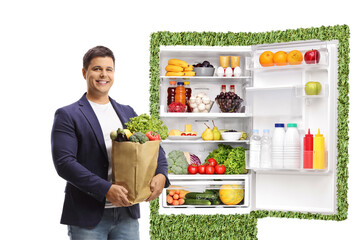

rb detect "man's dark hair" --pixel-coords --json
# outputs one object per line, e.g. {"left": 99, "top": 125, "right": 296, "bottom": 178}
{"left": 83, "top": 46, "right": 115, "bottom": 70}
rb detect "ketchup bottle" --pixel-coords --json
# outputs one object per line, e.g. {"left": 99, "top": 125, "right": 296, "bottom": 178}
{"left": 167, "top": 81, "right": 177, "bottom": 106}
{"left": 303, "top": 129, "right": 313, "bottom": 169}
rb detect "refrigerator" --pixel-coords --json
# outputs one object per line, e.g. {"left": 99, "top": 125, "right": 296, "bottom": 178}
{"left": 156, "top": 40, "right": 338, "bottom": 216}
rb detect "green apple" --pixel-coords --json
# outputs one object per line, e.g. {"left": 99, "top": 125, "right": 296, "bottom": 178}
{"left": 305, "top": 81, "right": 322, "bottom": 95}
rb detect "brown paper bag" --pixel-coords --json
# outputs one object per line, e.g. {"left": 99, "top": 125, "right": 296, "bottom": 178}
{"left": 111, "top": 140, "right": 160, "bottom": 205}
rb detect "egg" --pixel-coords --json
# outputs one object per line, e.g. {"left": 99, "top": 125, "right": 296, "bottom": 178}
{"left": 198, "top": 103, "right": 206, "bottom": 111}
{"left": 217, "top": 66, "right": 224, "bottom": 77}
{"left": 225, "top": 67, "right": 233, "bottom": 77}
{"left": 190, "top": 103, "right": 197, "bottom": 109}
{"left": 195, "top": 98, "right": 202, "bottom": 105}
{"left": 202, "top": 96, "right": 210, "bottom": 104}
{"left": 189, "top": 97, "right": 196, "bottom": 104}
{"left": 192, "top": 108, "right": 199, "bottom": 113}
{"left": 234, "top": 66, "right": 241, "bottom": 77}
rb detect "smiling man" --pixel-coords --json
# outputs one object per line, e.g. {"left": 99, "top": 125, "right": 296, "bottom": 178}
{"left": 51, "top": 46, "right": 170, "bottom": 240}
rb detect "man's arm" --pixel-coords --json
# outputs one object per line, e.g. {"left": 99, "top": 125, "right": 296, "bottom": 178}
{"left": 51, "top": 108, "right": 112, "bottom": 202}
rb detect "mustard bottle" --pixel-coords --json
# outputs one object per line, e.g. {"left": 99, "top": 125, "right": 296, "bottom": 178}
{"left": 313, "top": 129, "right": 325, "bottom": 169}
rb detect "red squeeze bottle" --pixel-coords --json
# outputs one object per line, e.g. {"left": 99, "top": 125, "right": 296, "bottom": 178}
{"left": 303, "top": 129, "right": 313, "bottom": 169}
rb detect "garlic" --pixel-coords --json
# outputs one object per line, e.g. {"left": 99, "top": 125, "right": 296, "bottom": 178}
{"left": 189, "top": 97, "right": 196, "bottom": 104}
{"left": 205, "top": 103, "right": 212, "bottom": 110}
{"left": 202, "top": 96, "right": 210, "bottom": 104}
{"left": 198, "top": 103, "right": 206, "bottom": 111}
{"left": 192, "top": 108, "right": 199, "bottom": 113}
{"left": 195, "top": 98, "right": 202, "bottom": 105}
{"left": 190, "top": 103, "right": 197, "bottom": 109}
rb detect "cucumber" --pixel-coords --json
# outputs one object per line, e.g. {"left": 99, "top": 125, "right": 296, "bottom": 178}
{"left": 210, "top": 199, "right": 221, "bottom": 205}
{"left": 185, "top": 192, "right": 218, "bottom": 201}
{"left": 184, "top": 199, "right": 211, "bottom": 205}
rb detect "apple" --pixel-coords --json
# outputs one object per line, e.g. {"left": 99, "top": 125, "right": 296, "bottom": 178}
{"left": 304, "top": 49, "right": 320, "bottom": 64}
{"left": 305, "top": 81, "right": 322, "bottom": 95}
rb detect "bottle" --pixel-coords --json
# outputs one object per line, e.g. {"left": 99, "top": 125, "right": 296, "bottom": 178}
{"left": 175, "top": 82, "right": 186, "bottom": 106}
{"left": 303, "top": 129, "right": 313, "bottom": 169}
{"left": 230, "top": 85, "right": 235, "bottom": 93}
{"left": 260, "top": 129, "right": 272, "bottom": 168}
{"left": 313, "top": 129, "right": 325, "bottom": 169}
{"left": 272, "top": 123, "right": 285, "bottom": 169}
{"left": 249, "top": 129, "right": 261, "bottom": 169}
{"left": 167, "top": 81, "right": 177, "bottom": 106}
{"left": 221, "top": 85, "right": 226, "bottom": 93}
{"left": 283, "top": 123, "right": 301, "bottom": 169}
{"left": 184, "top": 81, "right": 192, "bottom": 112}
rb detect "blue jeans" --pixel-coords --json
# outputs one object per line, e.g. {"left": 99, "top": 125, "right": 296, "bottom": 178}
{"left": 68, "top": 207, "right": 139, "bottom": 240}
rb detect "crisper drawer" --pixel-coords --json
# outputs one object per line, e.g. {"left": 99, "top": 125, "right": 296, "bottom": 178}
{"left": 161, "top": 180, "right": 249, "bottom": 209}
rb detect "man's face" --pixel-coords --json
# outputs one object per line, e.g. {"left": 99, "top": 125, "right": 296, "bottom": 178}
{"left": 82, "top": 56, "right": 114, "bottom": 97}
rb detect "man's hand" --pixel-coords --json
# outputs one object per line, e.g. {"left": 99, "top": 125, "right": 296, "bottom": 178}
{"left": 146, "top": 174, "right": 166, "bottom": 202}
{"left": 105, "top": 184, "right": 131, "bottom": 207}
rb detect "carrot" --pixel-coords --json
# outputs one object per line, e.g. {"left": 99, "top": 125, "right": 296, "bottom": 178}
{"left": 166, "top": 195, "right": 173, "bottom": 204}
{"left": 169, "top": 190, "right": 175, "bottom": 196}
{"left": 173, "top": 194, "right": 179, "bottom": 200}
{"left": 172, "top": 200, "right": 179, "bottom": 205}
{"left": 175, "top": 190, "right": 180, "bottom": 195}
{"left": 178, "top": 198, "right": 185, "bottom": 205}
{"left": 179, "top": 192, "right": 185, "bottom": 199}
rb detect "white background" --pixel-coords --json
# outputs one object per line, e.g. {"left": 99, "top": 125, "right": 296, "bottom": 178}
{"left": 0, "top": 0, "right": 358, "bottom": 239}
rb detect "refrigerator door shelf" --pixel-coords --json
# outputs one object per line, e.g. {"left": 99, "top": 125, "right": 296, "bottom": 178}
{"left": 162, "top": 139, "right": 250, "bottom": 144}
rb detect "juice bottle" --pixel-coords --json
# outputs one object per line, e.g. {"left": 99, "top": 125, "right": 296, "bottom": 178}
{"left": 303, "top": 129, "right": 313, "bottom": 169}
{"left": 313, "top": 129, "right": 325, "bottom": 169}
{"left": 184, "top": 81, "right": 192, "bottom": 112}
{"left": 175, "top": 82, "right": 186, "bottom": 106}
{"left": 167, "top": 81, "right": 177, "bottom": 106}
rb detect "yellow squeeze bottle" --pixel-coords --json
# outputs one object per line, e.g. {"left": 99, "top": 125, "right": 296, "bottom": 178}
{"left": 313, "top": 129, "right": 325, "bottom": 169}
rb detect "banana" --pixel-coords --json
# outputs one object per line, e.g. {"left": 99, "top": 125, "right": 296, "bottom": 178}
{"left": 165, "top": 65, "right": 184, "bottom": 72}
{"left": 184, "top": 66, "right": 194, "bottom": 71}
{"left": 184, "top": 71, "right": 195, "bottom": 76}
{"left": 168, "top": 59, "right": 189, "bottom": 68}
{"left": 166, "top": 71, "right": 185, "bottom": 76}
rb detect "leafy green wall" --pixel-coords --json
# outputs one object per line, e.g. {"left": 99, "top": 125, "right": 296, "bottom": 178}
{"left": 149, "top": 25, "right": 350, "bottom": 239}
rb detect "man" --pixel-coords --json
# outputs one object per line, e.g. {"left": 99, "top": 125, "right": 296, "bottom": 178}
{"left": 51, "top": 46, "right": 169, "bottom": 239}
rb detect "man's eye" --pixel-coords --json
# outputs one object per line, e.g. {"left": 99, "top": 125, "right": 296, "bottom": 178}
{"left": 107, "top": 68, "right": 113, "bottom": 72}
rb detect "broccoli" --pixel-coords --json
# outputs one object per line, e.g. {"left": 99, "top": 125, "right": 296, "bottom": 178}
{"left": 129, "top": 132, "right": 149, "bottom": 144}
{"left": 167, "top": 150, "right": 188, "bottom": 174}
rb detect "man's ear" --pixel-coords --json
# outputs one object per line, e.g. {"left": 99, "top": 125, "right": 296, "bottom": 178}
{"left": 82, "top": 68, "right": 87, "bottom": 80}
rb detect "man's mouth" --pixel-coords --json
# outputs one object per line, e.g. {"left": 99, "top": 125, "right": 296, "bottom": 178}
{"left": 96, "top": 80, "right": 109, "bottom": 85}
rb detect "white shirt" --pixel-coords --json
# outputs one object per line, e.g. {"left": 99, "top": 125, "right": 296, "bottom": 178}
{"left": 88, "top": 99, "right": 123, "bottom": 208}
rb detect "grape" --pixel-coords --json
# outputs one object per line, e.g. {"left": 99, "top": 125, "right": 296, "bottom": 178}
{"left": 215, "top": 91, "right": 243, "bottom": 113}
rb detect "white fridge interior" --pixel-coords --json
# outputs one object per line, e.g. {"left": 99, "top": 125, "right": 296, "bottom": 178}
{"left": 157, "top": 40, "right": 338, "bottom": 215}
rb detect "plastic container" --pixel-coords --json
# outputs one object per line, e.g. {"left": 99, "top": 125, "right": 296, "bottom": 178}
{"left": 249, "top": 129, "right": 261, "bottom": 169}
{"left": 175, "top": 82, "right": 186, "bottom": 106}
{"left": 184, "top": 81, "right": 192, "bottom": 112}
{"left": 313, "top": 129, "right": 325, "bottom": 169}
{"left": 283, "top": 123, "right": 301, "bottom": 169}
{"left": 167, "top": 81, "right": 177, "bottom": 106}
{"left": 260, "top": 129, "right": 272, "bottom": 168}
{"left": 303, "top": 129, "right": 313, "bottom": 169}
{"left": 272, "top": 123, "right": 285, "bottom": 169}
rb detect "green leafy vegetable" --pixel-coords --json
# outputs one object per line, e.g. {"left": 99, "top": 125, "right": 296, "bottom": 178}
{"left": 125, "top": 114, "right": 168, "bottom": 140}
{"left": 204, "top": 144, "right": 233, "bottom": 165}
{"left": 167, "top": 150, "right": 188, "bottom": 174}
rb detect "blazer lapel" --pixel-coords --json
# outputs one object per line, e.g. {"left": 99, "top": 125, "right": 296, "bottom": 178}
{"left": 109, "top": 97, "right": 131, "bottom": 128}
{"left": 78, "top": 93, "right": 108, "bottom": 159}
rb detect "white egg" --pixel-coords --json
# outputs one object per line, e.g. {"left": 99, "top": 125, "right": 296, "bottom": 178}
{"left": 217, "top": 66, "right": 224, "bottom": 77}
{"left": 192, "top": 108, "right": 199, "bottom": 113}
{"left": 195, "top": 98, "right": 202, "bottom": 105}
{"left": 202, "top": 96, "right": 211, "bottom": 104}
{"left": 225, "top": 67, "right": 233, "bottom": 77}
{"left": 190, "top": 103, "right": 197, "bottom": 109}
{"left": 189, "top": 97, "right": 196, "bottom": 104}
{"left": 198, "top": 103, "right": 206, "bottom": 111}
{"left": 234, "top": 66, "right": 241, "bottom": 77}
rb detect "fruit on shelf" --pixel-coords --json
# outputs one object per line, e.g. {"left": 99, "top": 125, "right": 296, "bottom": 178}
{"left": 304, "top": 49, "right": 320, "bottom": 64}
{"left": 273, "top": 51, "right": 288, "bottom": 66}
{"left": 305, "top": 81, "right": 322, "bottom": 95}
{"left": 165, "top": 65, "right": 184, "bottom": 72}
{"left": 165, "top": 59, "right": 195, "bottom": 77}
{"left": 184, "top": 71, "right": 195, "bottom": 76}
{"left": 259, "top": 51, "right": 274, "bottom": 67}
{"left": 168, "top": 59, "right": 190, "bottom": 68}
{"left": 165, "top": 72, "right": 185, "bottom": 76}
{"left": 215, "top": 91, "right": 243, "bottom": 113}
{"left": 202, "top": 123, "right": 214, "bottom": 141}
{"left": 212, "top": 120, "right": 221, "bottom": 140}
{"left": 287, "top": 50, "right": 303, "bottom": 65}
{"left": 168, "top": 102, "right": 186, "bottom": 112}
{"left": 219, "top": 184, "right": 244, "bottom": 205}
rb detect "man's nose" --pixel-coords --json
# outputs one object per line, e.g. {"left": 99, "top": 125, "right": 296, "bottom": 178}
{"left": 100, "top": 70, "right": 107, "bottom": 78}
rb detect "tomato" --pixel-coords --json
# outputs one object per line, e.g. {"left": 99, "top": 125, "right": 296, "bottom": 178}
{"left": 187, "top": 163, "right": 198, "bottom": 174}
{"left": 205, "top": 165, "right": 215, "bottom": 174}
{"left": 198, "top": 165, "right": 206, "bottom": 174}
{"left": 215, "top": 164, "right": 226, "bottom": 174}
{"left": 207, "top": 158, "right": 217, "bottom": 167}
{"left": 145, "top": 131, "right": 161, "bottom": 141}
{"left": 187, "top": 133, "right": 192, "bottom": 136}
{"left": 181, "top": 133, "right": 186, "bottom": 136}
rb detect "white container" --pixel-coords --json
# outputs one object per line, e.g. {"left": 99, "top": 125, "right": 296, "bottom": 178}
{"left": 249, "top": 129, "right": 261, "bottom": 168}
{"left": 260, "top": 129, "right": 272, "bottom": 168}
{"left": 283, "top": 123, "right": 301, "bottom": 169}
{"left": 271, "top": 123, "right": 285, "bottom": 169}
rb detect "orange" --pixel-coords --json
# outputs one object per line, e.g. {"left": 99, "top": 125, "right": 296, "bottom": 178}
{"left": 259, "top": 51, "right": 274, "bottom": 67}
{"left": 287, "top": 50, "right": 303, "bottom": 65}
{"left": 274, "top": 51, "right": 288, "bottom": 66}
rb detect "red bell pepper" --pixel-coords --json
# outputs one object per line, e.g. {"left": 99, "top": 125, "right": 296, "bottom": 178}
{"left": 145, "top": 131, "right": 161, "bottom": 141}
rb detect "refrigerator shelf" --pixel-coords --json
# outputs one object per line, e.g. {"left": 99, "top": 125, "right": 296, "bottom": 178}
{"left": 161, "top": 76, "right": 251, "bottom": 80}
{"left": 160, "top": 112, "right": 251, "bottom": 118}
{"left": 168, "top": 174, "right": 250, "bottom": 181}
{"left": 248, "top": 62, "right": 328, "bottom": 72}
{"left": 162, "top": 139, "right": 249, "bottom": 144}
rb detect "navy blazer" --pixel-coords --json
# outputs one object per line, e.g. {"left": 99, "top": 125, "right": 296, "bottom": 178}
{"left": 51, "top": 93, "right": 170, "bottom": 228}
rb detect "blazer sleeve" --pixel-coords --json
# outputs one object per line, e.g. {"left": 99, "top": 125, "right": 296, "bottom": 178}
{"left": 51, "top": 108, "right": 111, "bottom": 202}
{"left": 127, "top": 106, "right": 170, "bottom": 188}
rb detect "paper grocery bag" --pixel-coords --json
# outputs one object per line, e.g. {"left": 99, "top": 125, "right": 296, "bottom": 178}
{"left": 111, "top": 140, "right": 160, "bottom": 205}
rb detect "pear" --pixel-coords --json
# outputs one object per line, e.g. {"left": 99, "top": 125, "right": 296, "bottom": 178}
{"left": 212, "top": 120, "right": 221, "bottom": 140}
{"left": 202, "top": 123, "right": 214, "bottom": 141}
